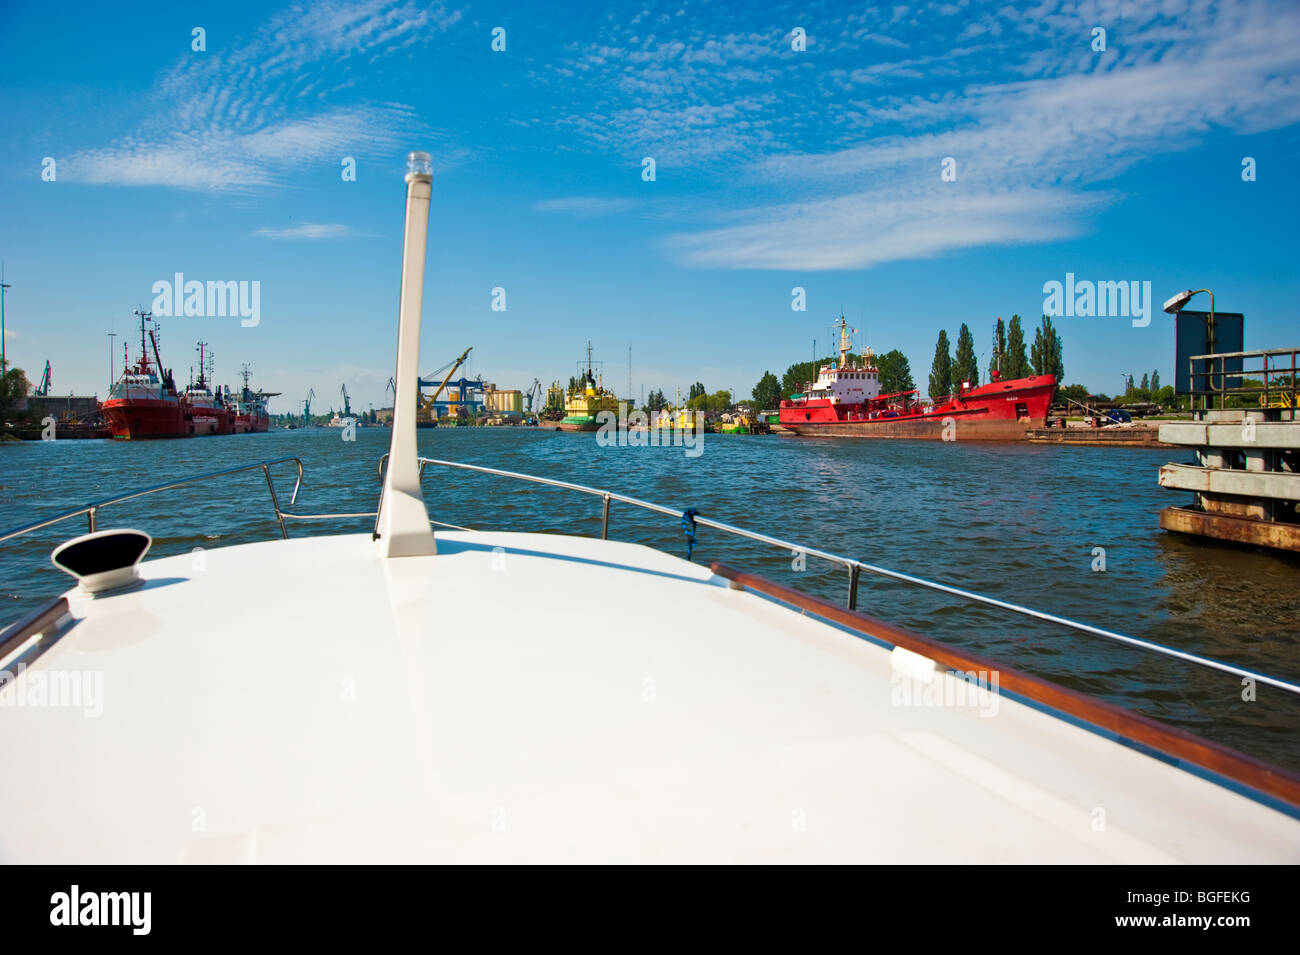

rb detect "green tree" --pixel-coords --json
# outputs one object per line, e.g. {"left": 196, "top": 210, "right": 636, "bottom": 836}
{"left": 0, "top": 359, "right": 30, "bottom": 423}
{"left": 875, "top": 349, "right": 914, "bottom": 395}
{"left": 752, "top": 370, "right": 782, "bottom": 410}
{"left": 953, "top": 323, "right": 979, "bottom": 389}
{"left": 928, "top": 330, "right": 952, "bottom": 400}
{"left": 1030, "top": 315, "right": 1064, "bottom": 380}
{"left": 1058, "top": 383, "right": 1091, "bottom": 404}
{"left": 989, "top": 317, "right": 1007, "bottom": 378}
{"left": 688, "top": 381, "right": 706, "bottom": 401}
{"left": 688, "top": 389, "right": 731, "bottom": 413}
{"left": 1140, "top": 372, "right": 1149, "bottom": 391}
{"left": 646, "top": 389, "right": 666, "bottom": 412}
{"left": 782, "top": 361, "right": 814, "bottom": 397}
{"left": 1155, "top": 384, "right": 1175, "bottom": 407}
{"left": 1151, "top": 369, "right": 1160, "bottom": 391}
{"left": 1005, "top": 315, "right": 1029, "bottom": 378}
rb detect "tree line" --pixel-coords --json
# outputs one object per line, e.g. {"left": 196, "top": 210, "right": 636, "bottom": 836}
{"left": 927, "top": 315, "right": 1063, "bottom": 399}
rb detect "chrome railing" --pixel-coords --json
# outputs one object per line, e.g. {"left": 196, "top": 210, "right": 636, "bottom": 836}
{"left": 4, "top": 451, "right": 1298, "bottom": 697}
{"left": 0, "top": 456, "right": 305, "bottom": 544}
{"left": 412, "top": 455, "right": 1300, "bottom": 697}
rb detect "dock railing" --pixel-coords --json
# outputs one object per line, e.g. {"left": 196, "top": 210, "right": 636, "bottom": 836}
{"left": 1188, "top": 346, "right": 1299, "bottom": 411}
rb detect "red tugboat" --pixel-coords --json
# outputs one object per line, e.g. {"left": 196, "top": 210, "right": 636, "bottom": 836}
{"left": 101, "top": 308, "right": 189, "bottom": 439}
{"left": 780, "top": 316, "right": 1057, "bottom": 440}
{"left": 230, "top": 364, "right": 278, "bottom": 433}
{"left": 181, "top": 340, "right": 232, "bottom": 436}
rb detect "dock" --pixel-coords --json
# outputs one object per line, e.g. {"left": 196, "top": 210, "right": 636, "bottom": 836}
{"left": 1157, "top": 347, "right": 1300, "bottom": 552}
{"left": 1027, "top": 424, "right": 1171, "bottom": 447}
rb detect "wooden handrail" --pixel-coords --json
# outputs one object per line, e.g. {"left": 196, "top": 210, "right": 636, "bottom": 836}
{"left": 711, "top": 561, "right": 1300, "bottom": 811}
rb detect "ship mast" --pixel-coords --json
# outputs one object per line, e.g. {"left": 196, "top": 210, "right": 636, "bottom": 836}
{"left": 196, "top": 341, "right": 208, "bottom": 388}
{"left": 838, "top": 314, "right": 852, "bottom": 370}
{"left": 132, "top": 307, "right": 153, "bottom": 374}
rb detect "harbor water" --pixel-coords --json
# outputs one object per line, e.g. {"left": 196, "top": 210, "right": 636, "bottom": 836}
{"left": 2, "top": 427, "right": 1298, "bottom": 771}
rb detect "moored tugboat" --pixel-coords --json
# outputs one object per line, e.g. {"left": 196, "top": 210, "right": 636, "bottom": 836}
{"left": 101, "top": 308, "right": 189, "bottom": 440}
{"left": 558, "top": 343, "right": 620, "bottom": 432}
{"left": 780, "top": 315, "right": 1056, "bottom": 440}
{"left": 181, "top": 341, "right": 232, "bottom": 436}
{"left": 230, "top": 364, "right": 279, "bottom": 434}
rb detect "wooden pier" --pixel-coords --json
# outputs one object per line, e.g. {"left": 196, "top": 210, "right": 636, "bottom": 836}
{"left": 1157, "top": 347, "right": 1300, "bottom": 552}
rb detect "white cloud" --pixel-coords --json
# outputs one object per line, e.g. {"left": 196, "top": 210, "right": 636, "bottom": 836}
{"left": 670, "top": 186, "right": 1113, "bottom": 270}
{"left": 67, "top": 0, "right": 462, "bottom": 191}
{"left": 549, "top": 0, "right": 1300, "bottom": 269}
{"left": 534, "top": 197, "right": 637, "bottom": 217}
{"left": 254, "top": 223, "right": 352, "bottom": 239}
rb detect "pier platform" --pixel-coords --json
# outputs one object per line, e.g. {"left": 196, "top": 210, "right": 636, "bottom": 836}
{"left": 1158, "top": 409, "right": 1300, "bottom": 553}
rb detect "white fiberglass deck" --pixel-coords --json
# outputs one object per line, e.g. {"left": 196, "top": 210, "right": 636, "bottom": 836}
{"left": 2, "top": 530, "right": 1296, "bottom": 863}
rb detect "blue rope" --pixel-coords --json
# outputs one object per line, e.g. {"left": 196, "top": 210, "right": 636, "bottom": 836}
{"left": 681, "top": 508, "right": 699, "bottom": 561}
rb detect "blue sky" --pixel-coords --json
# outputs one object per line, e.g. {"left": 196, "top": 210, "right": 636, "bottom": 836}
{"left": 2, "top": 0, "right": 1298, "bottom": 412}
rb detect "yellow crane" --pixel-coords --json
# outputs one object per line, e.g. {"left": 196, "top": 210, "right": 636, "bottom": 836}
{"left": 418, "top": 346, "right": 472, "bottom": 423}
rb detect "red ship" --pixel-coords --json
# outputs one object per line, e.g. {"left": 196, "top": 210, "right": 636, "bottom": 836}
{"left": 102, "top": 311, "right": 276, "bottom": 439}
{"left": 182, "top": 341, "right": 233, "bottom": 436}
{"left": 229, "top": 365, "right": 278, "bottom": 434}
{"left": 779, "top": 316, "right": 1057, "bottom": 440}
{"left": 101, "top": 308, "right": 189, "bottom": 439}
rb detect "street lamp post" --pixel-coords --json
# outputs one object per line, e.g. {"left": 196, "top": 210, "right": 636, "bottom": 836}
{"left": 0, "top": 265, "right": 11, "bottom": 371}
{"left": 1163, "top": 288, "right": 1217, "bottom": 409}
{"left": 108, "top": 330, "right": 118, "bottom": 391}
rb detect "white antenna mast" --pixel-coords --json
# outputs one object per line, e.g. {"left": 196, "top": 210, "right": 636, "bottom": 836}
{"left": 375, "top": 151, "right": 436, "bottom": 558}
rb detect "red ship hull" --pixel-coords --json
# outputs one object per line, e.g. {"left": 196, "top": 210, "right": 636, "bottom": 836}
{"left": 101, "top": 398, "right": 190, "bottom": 440}
{"left": 187, "top": 404, "right": 232, "bottom": 436}
{"left": 780, "top": 375, "right": 1057, "bottom": 440}
{"left": 231, "top": 413, "right": 269, "bottom": 434}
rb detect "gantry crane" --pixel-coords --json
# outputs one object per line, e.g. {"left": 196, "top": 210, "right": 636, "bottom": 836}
{"left": 340, "top": 384, "right": 352, "bottom": 418}
{"left": 417, "top": 346, "right": 472, "bottom": 423}
{"left": 303, "top": 387, "right": 316, "bottom": 425}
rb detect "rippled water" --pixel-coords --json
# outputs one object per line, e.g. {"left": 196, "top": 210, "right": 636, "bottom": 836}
{"left": 2, "top": 427, "right": 1298, "bottom": 770}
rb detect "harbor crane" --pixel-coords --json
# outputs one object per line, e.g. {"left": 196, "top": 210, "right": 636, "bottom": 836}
{"left": 418, "top": 346, "right": 472, "bottom": 422}
{"left": 340, "top": 384, "right": 352, "bottom": 418}
{"left": 35, "top": 360, "right": 51, "bottom": 397}
{"left": 525, "top": 378, "right": 542, "bottom": 414}
{"left": 303, "top": 387, "right": 316, "bottom": 425}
